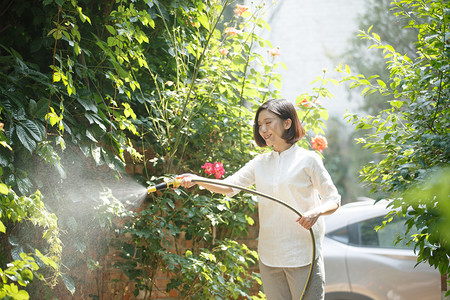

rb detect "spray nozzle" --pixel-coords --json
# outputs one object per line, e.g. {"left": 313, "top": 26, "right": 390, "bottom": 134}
{"left": 147, "top": 177, "right": 182, "bottom": 194}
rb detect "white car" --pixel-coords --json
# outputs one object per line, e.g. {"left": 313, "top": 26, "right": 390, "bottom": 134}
{"left": 323, "top": 199, "right": 441, "bottom": 300}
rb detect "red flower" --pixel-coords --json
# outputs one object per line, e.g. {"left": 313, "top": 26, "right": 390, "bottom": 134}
{"left": 311, "top": 135, "right": 328, "bottom": 153}
{"left": 201, "top": 162, "right": 225, "bottom": 179}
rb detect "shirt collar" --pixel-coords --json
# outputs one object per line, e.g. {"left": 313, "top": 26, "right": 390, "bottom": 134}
{"left": 272, "top": 143, "right": 297, "bottom": 158}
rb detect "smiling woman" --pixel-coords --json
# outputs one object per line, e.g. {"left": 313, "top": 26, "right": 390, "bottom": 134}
{"left": 180, "top": 98, "right": 341, "bottom": 300}
{"left": 253, "top": 99, "right": 304, "bottom": 153}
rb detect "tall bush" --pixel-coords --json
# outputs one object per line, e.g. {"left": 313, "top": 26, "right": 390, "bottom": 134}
{"left": 0, "top": 0, "right": 335, "bottom": 298}
{"left": 339, "top": 0, "right": 449, "bottom": 291}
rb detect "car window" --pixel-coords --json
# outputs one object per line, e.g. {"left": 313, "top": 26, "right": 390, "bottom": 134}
{"left": 327, "top": 215, "right": 416, "bottom": 249}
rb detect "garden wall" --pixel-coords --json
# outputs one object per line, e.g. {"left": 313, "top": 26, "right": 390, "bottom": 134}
{"left": 51, "top": 155, "right": 260, "bottom": 299}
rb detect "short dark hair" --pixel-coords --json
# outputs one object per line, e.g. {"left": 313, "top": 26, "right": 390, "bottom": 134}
{"left": 253, "top": 99, "right": 305, "bottom": 147}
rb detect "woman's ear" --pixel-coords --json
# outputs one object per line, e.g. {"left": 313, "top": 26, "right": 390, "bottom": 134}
{"left": 284, "top": 118, "right": 292, "bottom": 130}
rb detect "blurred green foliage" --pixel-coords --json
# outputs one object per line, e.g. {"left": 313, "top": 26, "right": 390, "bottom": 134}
{"left": 339, "top": 0, "right": 449, "bottom": 284}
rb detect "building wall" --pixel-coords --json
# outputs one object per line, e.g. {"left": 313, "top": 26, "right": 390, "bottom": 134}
{"left": 253, "top": 0, "right": 366, "bottom": 118}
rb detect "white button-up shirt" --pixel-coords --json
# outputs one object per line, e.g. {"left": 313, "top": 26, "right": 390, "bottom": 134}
{"left": 223, "top": 144, "right": 341, "bottom": 267}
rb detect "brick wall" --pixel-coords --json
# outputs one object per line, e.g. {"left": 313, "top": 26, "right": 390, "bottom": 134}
{"left": 55, "top": 152, "right": 261, "bottom": 299}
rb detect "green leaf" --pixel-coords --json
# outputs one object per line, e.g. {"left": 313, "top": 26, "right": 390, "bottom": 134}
{"left": 377, "top": 79, "right": 386, "bottom": 89}
{"left": 345, "top": 64, "right": 351, "bottom": 74}
{"left": 62, "top": 273, "right": 76, "bottom": 295}
{"left": 0, "top": 220, "right": 5, "bottom": 233}
{"left": 372, "top": 32, "right": 381, "bottom": 42}
{"left": 105, "top": 25, "right": 116, "bottom": 35}
{"left": 90, "top": 145, "right": 102, "bottom": 165}
{"left": 22, "top": 120, "right": 44, "bottom": 141}
{"left": 15, "top": 125, "right": 36, "bottom": 153}
{"left": 35, "top": 249, "right": 58, "bottom": 270}
{"left": 197, "top": 15, "right": 209, "bottom": 30}
{"left": 257, "top": 18, "right": 271, "bottom": 31}
{"left": 0, "top": 183, "right": 8, "bottom": 195}
{"left": 35, "top": 99, "right": 50, "bottom": 118}
{"left": 319, "top": 110, "right": 329, "bottom": 121}
{"left": 16, "top": 177, "right": 33, "bottom": 195}
{"left": 85, "top": 129, "right": 98, "bottom": 142}
{"left": 385, "top": 44, "right": 395, "bottom": 53}
{"left": 390, "top": 100, "right": 403, "bottom": 108}
{"left": 107, "top": 36, "right": 116, "bottom": 47}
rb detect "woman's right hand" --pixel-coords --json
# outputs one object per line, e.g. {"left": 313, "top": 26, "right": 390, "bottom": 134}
{"left": 177, "top": 173, "right": 199, "bottom": 189}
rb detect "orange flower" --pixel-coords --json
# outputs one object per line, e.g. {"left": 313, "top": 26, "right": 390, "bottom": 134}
{"left": 220, "top": 48, "right": 229, "bottom": 56}
{"left": 311, "top": 135, "right": 328, "bottom": 153}
{"left": 234, "top": 5, "right": 249, "bottom": 16}
{"left": 300, "top": 98, "right": 311, "bottom": 108}
{"left": 0, "top": 123, "right": 3, "bottom": 130}
{"left": 225, "top": 27, "right": 240, "bottom": 36}
{"left": 268, "top": 48, "right": 280, "bottom": 57}
{"left": 298, "top": 97, "right": 322, "bottom": 108}
{"left": 187, "top": 16, "right": 196, "bottom": 27}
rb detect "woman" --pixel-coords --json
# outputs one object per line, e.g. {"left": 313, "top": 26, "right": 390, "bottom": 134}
{"left": 180, "top": 98, "right": 341, "bottom": 300}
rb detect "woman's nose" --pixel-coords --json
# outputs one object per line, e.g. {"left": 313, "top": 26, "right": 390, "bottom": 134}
{"left": 260, "top": 124, "right": 267, "bottom": 132}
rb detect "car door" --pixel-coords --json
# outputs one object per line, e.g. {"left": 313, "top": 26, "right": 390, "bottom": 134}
{"left": 344, "top": 215, "right": 440, "bottom": 300}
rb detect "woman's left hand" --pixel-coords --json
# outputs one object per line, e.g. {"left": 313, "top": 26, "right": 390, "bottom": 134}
{"left": 296, "top": 210, "right": 320, "bottom": 230}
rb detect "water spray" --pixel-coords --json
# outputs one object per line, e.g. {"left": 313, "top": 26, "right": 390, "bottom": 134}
{"left": 147, "top": 177, "right": 316, "bottom": 300}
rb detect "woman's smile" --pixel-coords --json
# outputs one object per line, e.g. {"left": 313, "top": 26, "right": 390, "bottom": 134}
{"left": 257, "top": 109, "right": 292, "bottom": 152}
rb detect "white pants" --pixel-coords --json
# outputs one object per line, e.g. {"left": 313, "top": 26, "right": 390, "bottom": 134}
{"left": 259, "top": 256, "right": 325, "bottom": 300}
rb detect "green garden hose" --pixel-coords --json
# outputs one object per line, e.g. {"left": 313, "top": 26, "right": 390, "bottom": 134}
{"left": 190, "top": 178, "right": 316, "bottom": 300}
{"left": 147, "top": 177, "right": 316, "bottom": 300}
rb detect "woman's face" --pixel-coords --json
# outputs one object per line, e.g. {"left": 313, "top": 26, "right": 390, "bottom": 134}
{"left": 257, "top": 109, "right": 292, "bottom": 152}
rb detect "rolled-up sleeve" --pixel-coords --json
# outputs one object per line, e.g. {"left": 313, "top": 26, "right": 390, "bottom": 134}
{"left": 222, "top": 157, "right": 258, "bottom": 197}
{"left": 308, "top": 153, "right": 341, "bottom": 207}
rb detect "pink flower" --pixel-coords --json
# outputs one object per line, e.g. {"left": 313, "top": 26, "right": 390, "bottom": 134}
{"left": 268, "top": 48, "right": 280, "bottom": 57}
{"left": 311, "top": 135, "right": 328, "bottom": 153}
{"left": 213, "top": 162, "right": 225, "bottom": 179}
{"left": 201, "top": 162, "right": 215, "bottom": 175}
{"left": 234, "top": 5, "right": 249, "bottom": 16}
{"left": 201, "top": 162, "right": 226, "bottom": 179}
{"left": 225, "top": 27, "right": 239, "bottom": 36}
{"left": 220, "top": 48, "right": 229, "bottom": 56}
